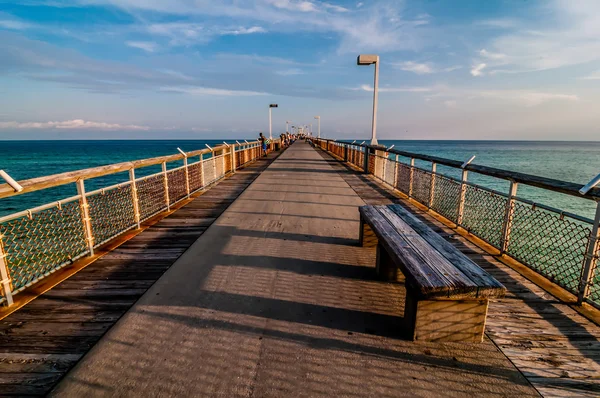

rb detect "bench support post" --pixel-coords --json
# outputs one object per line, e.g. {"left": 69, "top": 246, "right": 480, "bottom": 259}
{"left": 359, "top": 218, "right": 378, "bottom": 248}
{"left": 376, "top": 244, "right": 404, "bottom": 282}
{"left": 405, "top": 292, "right": 489, "bottom": 342}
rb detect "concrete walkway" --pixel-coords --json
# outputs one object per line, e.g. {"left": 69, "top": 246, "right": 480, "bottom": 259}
{"left": 52, "top": 142, "right": 537, "bottom": 397}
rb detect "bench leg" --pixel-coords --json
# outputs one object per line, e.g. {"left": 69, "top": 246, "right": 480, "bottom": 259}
{"left": 359, "top": 219, "right": 378, "bottom": 247}
{"left": 404, "top": 292, "right": 489, "bottom": 342}
{"left": 376, "top": 244, "right": 404, "bottom": 282}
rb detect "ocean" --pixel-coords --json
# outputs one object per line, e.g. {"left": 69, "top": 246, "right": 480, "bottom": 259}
{"left": 1, "top": 139, "right": 599, "bottom": 220}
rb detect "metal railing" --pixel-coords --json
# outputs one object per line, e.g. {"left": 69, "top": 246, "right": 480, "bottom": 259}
{"left": 314, "top": 138, "right": 600, "bottom": 309}
{"left": 0, "top": 140, "right": 277, "bottom": 306}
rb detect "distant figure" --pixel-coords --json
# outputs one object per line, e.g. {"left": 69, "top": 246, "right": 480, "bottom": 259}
{"left": 259, "top": 132, "right": 267, "bottom": 157}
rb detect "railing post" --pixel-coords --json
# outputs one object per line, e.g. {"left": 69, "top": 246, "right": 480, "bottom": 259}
{"left": 344, "top": 144, "right": 348, "bottom": 162}
{"left": 76, "top": 179, "right": 95, "bottom": 256}
{"left": 222, "top": 149, "right": 226, "bottom": 177}
{"left": 162, "top": 162, "right": 170, "bottom": 211}
{"left": 578, "top": 200, "right": 600, "bottom": 304}
{"left": 457, "top": 169, "right": 468, "bottom": 225}
{"left": 183, "top": 154, "right": 190, "bottom": 198}
{"left": 428, "top": 162, "right": 437, "bottom": 208}
{"left": 231, "top": 144, "right": 236, "bottom": 173}
{"left": 500, "top": 181, "right": 518, "bottom": 253}
{"left": 393, "top": 155, "right": 399, "bottom": 189}
{"left": 363, "top": 147, "right": 370, "bottom": 174}
{"left": 212, "top": 150, "right": 217, "bottom": 179}
{"left": 200, "top": 154, "right": 205, "bottom": 188}
{"left": 0, "top": 233, "right": 14, "bottom": 306}
{"left": 129, "top": 168, "right": 141, "bottom": 229}
{"left": 408, "top": 158, "right": 415, "bottom": 198}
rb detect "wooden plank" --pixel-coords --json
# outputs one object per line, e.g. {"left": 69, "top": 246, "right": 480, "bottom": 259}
{"left": 0, "top": 148, "right": 281, "bottom": 397}
{"left": 387, "top": 204, "right": 506, "bottom": 297}
{"left": 377, "top": 206, "right": 480, "bottom": 298}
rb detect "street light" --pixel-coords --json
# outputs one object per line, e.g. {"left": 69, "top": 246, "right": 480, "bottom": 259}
{"left": 269, "top": 104, "right": 278, "bottom": 140}
{"left": 286, "top": 120, "right": 290, "bottom": 134}
{"left": 314, "top": 116, "right": 320, "bottom": 138}
{"left": 357, "top": 54, "right": 379, "bottom": 146}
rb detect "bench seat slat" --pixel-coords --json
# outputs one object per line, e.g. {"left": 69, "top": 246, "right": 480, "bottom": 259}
{"left": 360, "top": 206, "right": 448, "bottom": 293}
{"left": 387, "top": 204, "right": 505, "bottom": 298}
{"left": 377, "top": 207, "right": 480, "bottom": 298}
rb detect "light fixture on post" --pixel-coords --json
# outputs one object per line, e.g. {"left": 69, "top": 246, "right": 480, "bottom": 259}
{"left": 269, "top": 104, "right": 278, "bottom": 140}
{"left": 314, "top": 116, "right": 320, "bottom": 138}
{"left": 357, "top": 54, "right": 380, "bottom": 146}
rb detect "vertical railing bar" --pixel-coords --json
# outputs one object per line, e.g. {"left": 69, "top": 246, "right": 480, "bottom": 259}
{"left": 578, "top": 200, "right": 600, "bottom": 304}
{"left": 200, "top": 154, "right": 205, "bottom": 188}
{"left": 183, "top": 155, "right": 190, "bottom": 198}
{"left": 500, "top": 181, "right": 518, "bottom": 253}
{"left": 162, "top": 162, "right": 170, "bottom": 211}
{"left": 408, "top": 158, "right": 415, "bottom": 198}
{"left": 231, "top": 144, "right": 236, "bottom": 173}
{"left": 428, "top": 162, "right": 437, "bottom": 209}
{"left": 76, "top": 179, "right": 95, "bottom": 256}
{"left": 0, "top": 233, "right": 14, "bottom": 306}
{"left": 457, "top": 169, "right": 468, "bottom": 226}
{"left": 393, "top": 154, "right": 399, "bottom": 190}
{"left": 129, "top": 168, "right": 141, "bottom": 229}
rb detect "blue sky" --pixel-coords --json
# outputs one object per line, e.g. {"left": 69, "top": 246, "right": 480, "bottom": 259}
{"left": 0, "top": 0, "right": 599, "bottom": 140}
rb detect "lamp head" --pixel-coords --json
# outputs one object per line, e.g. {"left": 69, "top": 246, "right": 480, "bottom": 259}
{"left": 357, "top": 54, "right": 378, "bottom": 65}
{"left": 269, "top": 104, "right": 278, "bottom": 108}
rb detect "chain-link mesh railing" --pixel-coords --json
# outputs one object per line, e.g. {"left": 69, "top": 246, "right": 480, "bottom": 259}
{"left": 0, "top": 140, "right": 271, "bottom": 305}
{"left": 0, "top": 199, "right": 87, "bottom": 294}
{"left": 505, "top": 201, "right": 591, "bottom": 294}
{"left": 313, "top": 138, "right": 600, "bottom": 309}
{"left": 461, "top": 184, "right": 508, "bottom": 249}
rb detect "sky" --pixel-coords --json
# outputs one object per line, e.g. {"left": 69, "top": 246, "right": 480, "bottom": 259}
{"left": 0, "top": 0, "right": 599, "bottom": 140}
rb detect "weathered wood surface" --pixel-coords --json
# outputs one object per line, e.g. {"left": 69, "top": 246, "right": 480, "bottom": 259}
{"left": 317, "top": 148, "right": 600, "bottom": 397}
{"left": 0, "top": 151, "right": 281, "bottom": 396}
{"left": 359, "top": 205, "right": 505, "bottom": 299}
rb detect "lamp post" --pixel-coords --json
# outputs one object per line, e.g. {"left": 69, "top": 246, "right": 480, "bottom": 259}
{"left": 286, "top": 120, "right": 290, "bottom": 134}
{"left": 357, "top": 54, "right": 379, "bottom": 146}
{"left": 269, "top": 104, "right": 278, "bottom": 140}
{"left": 314, "top": 116, "right": 320, "bottom": 138}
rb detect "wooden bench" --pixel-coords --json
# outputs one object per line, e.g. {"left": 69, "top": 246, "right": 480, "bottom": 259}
{"left": 359, "top": 204, "right": 506, "bottom": 342}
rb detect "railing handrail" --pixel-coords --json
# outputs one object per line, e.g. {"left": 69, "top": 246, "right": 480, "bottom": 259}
{"left": 332, "top": 139, "right": 600, "bottom": 201}
{"left": 0, "top": 140, "right": 261, "bottom": 199}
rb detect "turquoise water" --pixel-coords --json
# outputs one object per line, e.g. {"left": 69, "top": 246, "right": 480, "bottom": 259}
{"left": 0, "top": 140, "right": 239, "bottom": 217}
{"left": 0, "top": 140, "right": 599, "bottom": 220}
{"left": 379, "top": 140, "right": 600, "bottom": 221}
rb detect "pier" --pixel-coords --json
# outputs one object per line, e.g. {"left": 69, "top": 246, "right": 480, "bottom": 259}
{"left": 1, "top": 140, "right": 600, "bottom": 397}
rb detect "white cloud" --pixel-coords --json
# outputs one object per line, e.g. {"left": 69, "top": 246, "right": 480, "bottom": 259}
{"left": 221, "top": 26, "right": 267, "bottom": 35}
{"left": 161, "top": 86, "right": 268, "bottom": 96}
{"left": 431, "top": 86, "right": 580, "bottom": 107}
{"left": 357, "top": 84, "right": 432, "bottom": 93}
{"left": 479, "top": 49, "right": 506, "bottom": 60}
{"left": 0, "top": 19, "right": 32, "bottom": 30}
{"left": 476, "top": 1, "right": 600, "bottom": 73}
{"left": 125, "top": 41, "right": 158, "bottom": 52}
{"left": 470, "top": 63, "right": 486, "bottom": 76}
{"left": 443, "top": 65, "right": 462, "bottom": 72}
{"left": 582, "top": 70, "right": 600, "bottom": 80}
{"left": 267, "top": 0, "right": 318, "bottom": 12}
{"left": 0, "top": 119, "right": 150, "bottom": 130}
{"left": 395, "top": 61, "right": 434, "bottom": 75}
{"left": 478, "top": 91, "right": 579, "bottom": 107}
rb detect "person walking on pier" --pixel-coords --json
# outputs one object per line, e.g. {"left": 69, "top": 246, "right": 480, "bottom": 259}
{"left": 259, "top": 132, "right": 267, "bottom": 157}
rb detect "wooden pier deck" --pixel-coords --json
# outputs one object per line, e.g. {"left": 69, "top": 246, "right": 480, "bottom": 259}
{"left": 1, "top": 141, "right": 599, "bottom": 397}
{"left": 0, "top": 151, "right": 282, "bottom": 396}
